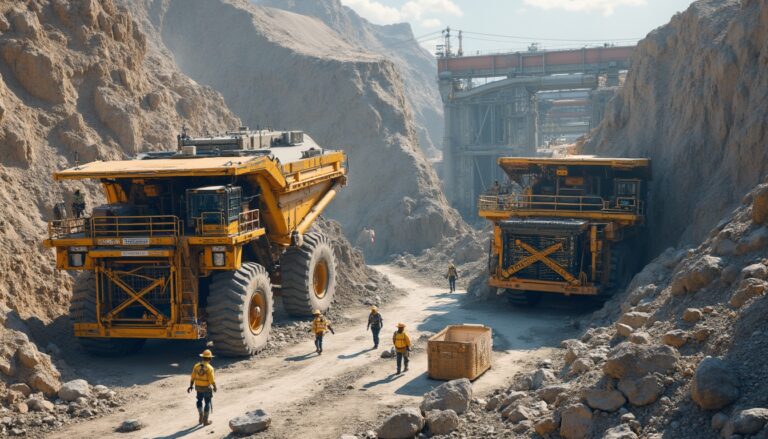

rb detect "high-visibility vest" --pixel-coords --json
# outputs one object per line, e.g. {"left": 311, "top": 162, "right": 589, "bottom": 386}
{"left": 191, "top": 362, "right": 215, "bottom": 388}
{"left": 312, "top": 317, "right": 329, "bottom": 335}
{"left": 393, "top": 331, "right": 411, "bottom": 352}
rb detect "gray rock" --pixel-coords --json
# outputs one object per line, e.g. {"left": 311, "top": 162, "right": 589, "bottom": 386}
{"left": 499, "top": 391, "right": 526, "bottom": 410}
{"left": 425, "top": 409, "right": 459, "bottom": 435}
{"left": 618, "top": 375, "right": 663, "bottom": 406}
{"left": 691, "top": 357, "right": 739, "bottom": 410}
{"left": 583, "top": 388, "right": 626, "bottom": 412}
{"left": 116, "top": 419, "right": 143, "bottom": 432}
{"left": 503, "top": 405, "right": 535, "bottom": 423}
{"left": 377, "top": 407, "right": 424, "bottom": 439}
{"left": 560, "top": 403, "right": 592, "bottom": 439}
{"left": 537, "top": 384, "right": 571, "bottom": 404}
{"left": 603, "top": 423, "right": 638, "bottom": 439}
{"left": 741, "top": 263, "right": 768, "bottom": 280}
{"left": 485, "top": 394, "right": 503, "bottom": 411}
{"left": 603, "top": 343, "right": 678, "bottom": 379}
{"left": 618, "top": 312, "right": 650, "bottom": 329}
{"left": 732, "top": 408, "right": 768, "bottom": 434}
{"left": 570, "top": 357, "right": 593, "bottom": 375}
{"left": 381, "top": 349, "right": 395, "bottom": 358}
{"left": 662, "top": 330, "right": 688, "bottom": 348}
{"left": 229, "top": 409, "right": 271, "bottom": 434}
{"left": 532, "top": 368, "right": 558, "bottom": 390}
{"left": 420, "top": 379, "right": 472, "bottom": 414}
{"left": 58, "top": 380, "right": 91, "bottom": 402}
{"left": 730, "top": 278, "right": 768, "bottom": 308}
{"left": 26, "top": 397, "right": 54, "bottom": 412}
{"left": 628, "top": 332, "right": 652, "bottom": 345}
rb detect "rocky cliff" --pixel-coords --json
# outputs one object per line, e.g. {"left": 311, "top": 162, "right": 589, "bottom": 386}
{"left": 584, "top": 0, "right": 768, "bottom": 255}
{"left": 133, "top": 0, "right": 465, "bottom": 260}
{"left": 259, "top": 0, "right": 444, "bottom": 158}
{"left": 0, "top": 0, "right": 240, "bottom": 321}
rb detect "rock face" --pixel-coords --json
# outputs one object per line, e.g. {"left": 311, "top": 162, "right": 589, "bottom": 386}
{"left": 228, "top": 409, "right": 271, "bottom": 434}
{"left": 259, "top": 0, "right": 443, "bottom": 158}
{"left": 425, "top": 409, "right": 459, "bottom": 435}
{"left": 584, "top": 0, "right": 768, "bottom": 253}
{"left": 420, "top": 379, "right": 472, "bottom": 415}
{"left": 131, "top": 0, "right": 467, "bottom": 260}
{"left": 377, "top": 407, "right": 424, "bottom": 439}
{"left": 691, "top": 357, "right": 739, "bottom": 410}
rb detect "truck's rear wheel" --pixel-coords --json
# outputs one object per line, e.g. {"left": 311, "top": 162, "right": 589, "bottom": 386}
{"left": 281, "top": 232, "right": 337, "bottom": 316}
{"left": 70, "top": 273, "right": 146, "bottom": 356}
{"left": 206, "top": 262, "right": 273, "bottom": 357}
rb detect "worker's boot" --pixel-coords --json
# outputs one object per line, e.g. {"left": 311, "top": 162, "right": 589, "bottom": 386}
{"left": 197, "top": 408, "right": 204, "bottom": 425}
{"left": 202, "top": 411, "right": 212, "bottom": 426}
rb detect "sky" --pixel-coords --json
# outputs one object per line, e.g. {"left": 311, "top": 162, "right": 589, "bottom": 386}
{"left": 340, "top": 0, "right": 695, "bottom": 54}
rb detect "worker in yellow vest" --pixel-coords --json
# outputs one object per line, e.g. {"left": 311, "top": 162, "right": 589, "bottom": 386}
{"left": 310, "top": 310, "right": 334, "bottom": 354}
{"left": 187, "top": 349, "right": 217, "bottom": 425}
{"left": 393, "top": 323, "right": 412, "bottom": 374}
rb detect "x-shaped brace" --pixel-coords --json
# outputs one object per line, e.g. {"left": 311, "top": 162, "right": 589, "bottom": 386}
{"left": 103, "top": 270, "right": 167, "bottom": 321}
{"left": 502, "top": 240, "right": 579, "bottom": 285}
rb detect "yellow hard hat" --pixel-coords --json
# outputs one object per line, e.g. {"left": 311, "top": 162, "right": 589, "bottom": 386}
{"left": 199, "top": 349, "right": 214, "bottom": 359}
{"left": 370, "top": 306, "right": 378, "bottom": 312}
{"left": 397, "top": 323, "right": 406, "bottom": 328}
{"left": 312, "top": 310, "right": 321, "bottom": 316}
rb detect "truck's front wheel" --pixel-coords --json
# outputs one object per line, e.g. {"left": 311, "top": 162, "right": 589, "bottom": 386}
{"left": 281, "top": 232, "right": 337, "bottom": 316}
{"left": 70, "top": 273, "right": 146, "bottom": 356}
{"left": 206, "top": 262, "right": 273, "bottom": 357}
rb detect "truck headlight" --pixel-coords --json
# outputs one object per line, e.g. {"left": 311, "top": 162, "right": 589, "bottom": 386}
{"left": 213, "top": 252, "right": 225, "bottom": 267}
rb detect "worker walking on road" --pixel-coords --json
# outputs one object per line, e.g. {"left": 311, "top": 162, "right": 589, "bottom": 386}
{"left": 311, "top": 310, "right": 334, "bottom": 355}
{"left": 447, "top": 263, "right": 459, "bottom": 293}
{"left": 393, "top": 323, "right": 412, "bottom": 374}
{"left": 72, "top": 189, "right": 86, "bottom": 218}
{"left": 367, "top": 306, "right": 383, "bottom": 349}
{"left": 187, "top": 349, "right": 217, "bottom": 426}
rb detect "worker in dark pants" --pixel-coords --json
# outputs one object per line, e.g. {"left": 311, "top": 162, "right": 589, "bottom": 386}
{"left": 367, "top": 306, "right": 383, "bottom": 349}
{"left": 187, "top": 349, "right": 217, "bottom": 426}
{"left": 393, "top": 323, "right": 412, "bottom": 374}
{"left": 72, "top": 189, "right": 86, "bottom": 218}
{"left": 447, "top": 263, "right": 459, "bottom": 293}
{"left": 311, "top": 310, "right": 334, "bottom": 354}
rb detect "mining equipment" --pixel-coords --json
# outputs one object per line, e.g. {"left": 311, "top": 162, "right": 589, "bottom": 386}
{"left": 44, "top": 127, "right": 347, "bottom": 356}
{"left": 478, "top": 156, "right": 650, "bottom": 305}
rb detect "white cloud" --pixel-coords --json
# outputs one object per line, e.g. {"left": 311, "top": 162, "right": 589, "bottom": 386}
{"left": 420, "top": 18, "right": 442, "bottom": 29}
{"left": 342, "top": 0, "right": 462, "bottom": 25}
{"left": 523, "top": 0, "right": 646, "bottom": 16}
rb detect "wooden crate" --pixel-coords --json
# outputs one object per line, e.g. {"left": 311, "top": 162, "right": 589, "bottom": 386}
{"left": 427, "top": 324, "right": 492, "bottom": 381}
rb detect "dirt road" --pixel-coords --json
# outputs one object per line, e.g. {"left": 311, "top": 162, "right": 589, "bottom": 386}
{"left": 55, "top": 266, "right": 587, "bottom": 438}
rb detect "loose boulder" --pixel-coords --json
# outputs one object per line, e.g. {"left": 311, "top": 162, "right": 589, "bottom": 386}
{"left": 730, "top": 278, "right": 768, "bottom": 308}
{"left": 537, "top": 384, "right": 570, "bottom": 404}
{"left": 229, "top": 409, "right": 271, "bottom": 434}
{"left": 603, "top": 343, "right": 678, "bottom": 380}
{"left": 662, "top": 330, "right": 688, "bottom": 348}
{"left": 504, "top": 405, "right": 535, "bottom": 423}
{"left": 751, "top": 184, "right": 768, "bottom": 224}
{"left": 583, "top": 388, "right": 626, "bottom": 412}
{"left": 617, "top": 312, "right": 650, "bottom": 329}
{"left": 603, "top": 424, "right": 638, "bottom": 439}
{"left": 58, "top": 379, "right": 91, "bottom": 402}
{"left": 377, "top": 407, "right": 424, "bottom": 439}
{"left": 559, "top": 403, "right": 592, "bottom": 439}
{"left": 732, "top": 408, "right": 768, "bottom": 434}
{"left": 671, "top": 255, "right": 722, "bottom": 295}
{"left": 741, "top": 263, "right": 768, "bottom": 280}
{"left": 531, "top": 368, "right": 558, "bottom": 390}
{"left": 116, "top": 419, "right": 143, "bottom": 433}
{"left": 420, "top": 379, "right": 472, "bottom": 414}
{"left": 682, "top": 308, "right": 703, "bottom": 323}
{"left": 618, "top": 375, "right": 664, "bottom": 406}
{"left": 691, "top": 357, "right": 739, "bottom": 410}
{"left": 615, "top": 323, "right": 633, "bottom": 338}
{"left": 425, "top": 409, "right": 459, "bottom": 435}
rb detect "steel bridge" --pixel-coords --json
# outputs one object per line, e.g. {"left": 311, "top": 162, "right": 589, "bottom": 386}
{"left": 437, "top": 45, "right": 635, "bottom": 218}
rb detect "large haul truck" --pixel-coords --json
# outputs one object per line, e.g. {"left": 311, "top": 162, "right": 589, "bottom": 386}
{"left": 44, "top": 128, "right": 346, "bottom": 356}
{"left": 478, "top": 156, "right": 650, "bottom": 304}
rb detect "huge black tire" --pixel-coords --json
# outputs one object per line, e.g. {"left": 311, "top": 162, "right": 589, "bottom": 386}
{"left": 70, "top": 273, "right": 146, "bottom": 356}
{"left": 281, "top": 232, "right": 337, "bottom": 317}
{"left": 206, "top": 262, "right": 273, "bottom": 357}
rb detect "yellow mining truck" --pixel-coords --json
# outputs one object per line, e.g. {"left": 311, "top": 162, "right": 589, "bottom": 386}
{"left": 44, "top": 128, "right": 346, "bottom": 356}
{"left": 478, "top": 156, "right": 650, "bottom": 304}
